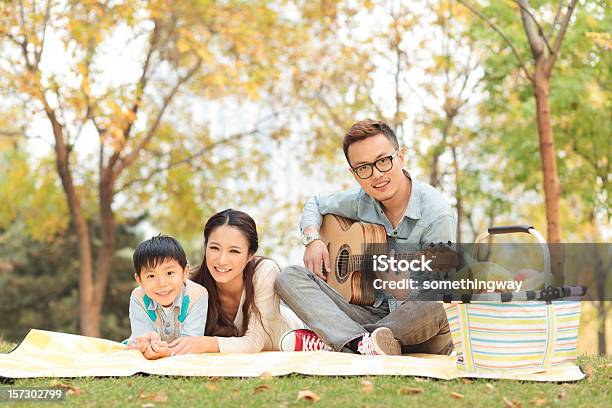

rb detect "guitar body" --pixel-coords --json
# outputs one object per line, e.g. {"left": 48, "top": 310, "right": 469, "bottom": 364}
{"left": 320, "top": 214, "right": 459, "bottom": 306}
{"left": 320, "top": 214, "right": 387, "bottom": 305}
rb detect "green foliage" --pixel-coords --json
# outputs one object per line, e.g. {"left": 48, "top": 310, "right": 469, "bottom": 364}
{"left": 463, "top": 0, "right": 610, "bottom": 235}
{"left": 0, "top": 149, "right": 69, "bottom": 240}
{"left": 0, "top": 219, "right": 141, "bottom": 343}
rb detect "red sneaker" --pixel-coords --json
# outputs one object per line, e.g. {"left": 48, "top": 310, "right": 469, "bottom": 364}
{"left": 279, "top": 329, "right": 332, "bottom": 351}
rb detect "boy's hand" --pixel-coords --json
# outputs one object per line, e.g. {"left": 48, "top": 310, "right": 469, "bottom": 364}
{"left": 142, "top": 340, "right": 171, "bottom": 360}
{"left": 127, "top": 332, "right": 167, "bottom": 357}
{"left": 169, "top": 337, "right": 201, "bottom": 355}
{"left": 134, "top": 332, "right": 158, "bottom": 346}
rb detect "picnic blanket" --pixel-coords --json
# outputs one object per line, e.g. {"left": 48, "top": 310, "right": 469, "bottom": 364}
{"left": 0, "top": 330, "right": 584, "bottom": 381}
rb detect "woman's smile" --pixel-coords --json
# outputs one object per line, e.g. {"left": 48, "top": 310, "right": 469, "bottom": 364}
{"left": 206, "top": 225, "right": 253, "bottom": 287}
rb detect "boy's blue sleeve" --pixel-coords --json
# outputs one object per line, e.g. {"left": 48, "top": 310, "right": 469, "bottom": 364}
{"left": 180, "top": 292, "right": 208, "bottom": 337}
{"left": 129, "top": 295, "right": 156, "bottom": 340}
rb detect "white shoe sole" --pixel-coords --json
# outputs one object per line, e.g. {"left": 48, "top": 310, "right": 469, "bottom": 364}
{"left": 371, "top": 327, "right": 401, "bottom": 355}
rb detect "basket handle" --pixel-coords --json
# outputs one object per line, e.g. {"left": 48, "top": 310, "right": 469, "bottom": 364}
{"left": 488, "top": 225, "right": 534, "bottom": 234}
{"left": 474, "top": 225, "right": 551, "bottom": 287}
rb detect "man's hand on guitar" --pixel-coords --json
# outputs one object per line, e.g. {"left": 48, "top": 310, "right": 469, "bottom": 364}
{"left": 303, "top": 239, "right": 330, "bottom": 281}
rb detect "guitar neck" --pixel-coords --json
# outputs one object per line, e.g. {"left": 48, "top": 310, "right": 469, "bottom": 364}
{"left": 342, "top": 250, "right": 451, "bottom": 274}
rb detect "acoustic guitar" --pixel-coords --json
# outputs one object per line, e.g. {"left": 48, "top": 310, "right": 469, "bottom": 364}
{"left": 319, "top": 214, "right": 458, "bottom": 305}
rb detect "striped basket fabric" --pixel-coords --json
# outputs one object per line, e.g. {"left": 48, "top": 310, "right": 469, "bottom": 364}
{"left": 443, "top": 301, "right": 581, "bottom": 372}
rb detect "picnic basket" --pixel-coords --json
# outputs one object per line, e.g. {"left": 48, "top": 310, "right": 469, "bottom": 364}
{"left": 442, "top": 225, "right": 585, "bottom": 373}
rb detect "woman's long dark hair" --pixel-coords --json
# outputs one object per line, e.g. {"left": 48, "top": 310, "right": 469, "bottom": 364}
{"left": 191, "top": 209, "right": 267, "bottom": 338}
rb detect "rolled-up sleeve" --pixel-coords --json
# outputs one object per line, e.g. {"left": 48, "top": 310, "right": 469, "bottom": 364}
{"left": 215, "top": 260, "right": 280, "bottom": 354}
{"left": 299, "top": 187, "right": 362, "bottom": 232}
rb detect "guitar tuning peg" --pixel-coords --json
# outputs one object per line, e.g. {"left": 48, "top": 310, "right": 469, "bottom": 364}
{"left": 429, "top": 242, "right": 435, "bottom": 248}
{"left": 447, "top": 240, "right": 452, "bottom": 246}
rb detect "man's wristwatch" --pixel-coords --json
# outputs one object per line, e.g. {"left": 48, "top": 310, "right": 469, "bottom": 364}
{"left": 301, "top": 231, "right": 321, "bottom": 246}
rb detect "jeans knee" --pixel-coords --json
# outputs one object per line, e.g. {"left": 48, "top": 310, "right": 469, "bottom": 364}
{"left": 274, "top": 265, "right": 304, "bottom": 295}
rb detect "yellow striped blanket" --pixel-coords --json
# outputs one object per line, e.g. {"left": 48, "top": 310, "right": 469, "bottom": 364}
{"left": 0, "top": 330, "right": 584, "bottom": 381}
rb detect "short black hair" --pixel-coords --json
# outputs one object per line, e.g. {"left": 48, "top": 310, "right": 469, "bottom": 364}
{"left": 343, "top": 119, "right": 399, "bottom": 164}
{"left": 133, "top": 235, "right": 188, "bottom": 276}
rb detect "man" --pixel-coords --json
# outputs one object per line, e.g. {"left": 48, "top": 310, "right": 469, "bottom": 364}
{"left": 275, "top": 119, "right": 455, "bottom": 355}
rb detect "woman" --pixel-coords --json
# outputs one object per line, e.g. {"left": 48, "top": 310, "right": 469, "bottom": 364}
{"left": 169, "top": 209, "right": 303, "bottom": 354}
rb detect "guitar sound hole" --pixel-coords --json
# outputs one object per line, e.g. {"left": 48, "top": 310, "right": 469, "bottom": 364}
{"left": 336, "top": 246, "right": 350, "bottom": 283}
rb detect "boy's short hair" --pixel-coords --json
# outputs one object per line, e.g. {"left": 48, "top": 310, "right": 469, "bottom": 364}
{"left": 133, "top": 235, "right": 187, "bottom": 276}
{"left": 342, "top": 119, "right": 399, "bottom": 163}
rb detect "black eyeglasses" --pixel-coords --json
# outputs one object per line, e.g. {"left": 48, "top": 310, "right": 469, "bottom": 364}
{"left": 350, "top": 150, "right": 399, "bottom": 179}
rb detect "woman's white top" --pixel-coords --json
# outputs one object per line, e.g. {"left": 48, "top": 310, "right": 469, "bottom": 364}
{"left": 215, "top": 258, "right": 304, "bottom": 353}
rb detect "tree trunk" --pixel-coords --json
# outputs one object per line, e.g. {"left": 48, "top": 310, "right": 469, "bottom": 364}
{"left": 430, "top": 153, "right": 440, "bottom": 188}
{"left": 532, "top": 68, "right": 562, "bottom": 244}
{"left": 91, "top": 177, "right": 117, "bottom": 336}
{"left": 597, "top": 301, "right": 607, "bottom": 355}
{"left": 595, "top": 248, "right": 607, "bottom": 354}
{"left": 44, "top": 103, "right": 98, "bottom": 337}
{"left": 533, "top": 64, "right": 564, "bottom": 280}
{"left": 451, "top": 143, "right": 462, "bottom": 243}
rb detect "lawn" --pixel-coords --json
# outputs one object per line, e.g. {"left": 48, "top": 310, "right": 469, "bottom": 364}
{"left": 0, "top": 341, "right": 610, "bottom": 407}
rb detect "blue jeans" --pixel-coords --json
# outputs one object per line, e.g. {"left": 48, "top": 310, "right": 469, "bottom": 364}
{"left": 275, "top": 265, "right": 452, "bottom": 354}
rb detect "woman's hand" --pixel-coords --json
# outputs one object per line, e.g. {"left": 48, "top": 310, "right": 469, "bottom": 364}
{"left": 170, "top": 336, "right": 219, "bottom": 355}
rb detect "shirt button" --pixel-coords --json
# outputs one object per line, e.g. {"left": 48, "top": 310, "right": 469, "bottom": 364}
{"left": 393, "top": 231, "right": 397, "bottom": 235}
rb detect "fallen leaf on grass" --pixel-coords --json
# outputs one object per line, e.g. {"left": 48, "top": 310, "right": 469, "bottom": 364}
{"left": 502, "top": 396, "right": 522, "bottom": 407}
{"left": 360, "top": 380, "right": 374, "bottom": 394}
{"left": 485, "top": 383, "right": 494, "bottom": 391}
{"left": 259, "top": 371, "right": 272, "bottom": 379}
{"left": 461, "top": 378, "right": 473, "bottom": 384}
{"left": 139, "top": 392, "right": 168, "bottom": 403}
{"left": 398, "top": 387, "right": 424, "bottom": 395}
{"left": 297, "top": 390, "right": 320, "bottom": 402}
{"left": 255, "top": 384, "right": 271, "bottom": 394}
{"left": 414, "top": 377, "right": 427, "bottom": 382}
{"left": 532, "top": 397, "right": 548, "bottom": 406}
{"left": 585, "top": 365, "right": 594, "bottom": 381}
{"left": 141, "top": 404, "right": 155, "bottom": 408}
{"left": 205, "top": 383, "right": 219, "bottom": 391}
{"left": 51, "top": 382, "right": 81, "bottom": 396}
{"left": 151, "top": 393, "right": 168, "bottom": 403}
{"left": 557, "top": 390, "right": 566, "bottom": 400}
{"left": 450, "top": 392, "right": 464, "bottom": 399}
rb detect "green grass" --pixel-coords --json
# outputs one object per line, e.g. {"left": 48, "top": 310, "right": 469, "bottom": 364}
{"left": 1, "top": 340, "right": 610, "bottom": 408}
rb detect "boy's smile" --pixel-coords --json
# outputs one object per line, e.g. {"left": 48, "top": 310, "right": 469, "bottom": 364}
{"left": 135, "top": 259, "right": 189, "bottom": 307}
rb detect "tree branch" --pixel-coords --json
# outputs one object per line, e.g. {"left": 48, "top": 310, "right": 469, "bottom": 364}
{"left": 34, "top": 0, "right": 52, "bottom": 67}
{"left": 515, "top": 0, "right": 552, "bottom": 55}
{"left": 105, "top": 21, "right": 160, "bottom": 175}
{"left": 113, "top": 58, "right": 203, "bottom": 178}
{"left": 456, "top": 0, "right": 532, "bottom": 81}
{"left": 546, "top": 0, "right": 577, "bottom": 74}
{"left": 123, "top": 20, "right": 160, "bottom": 143}
{"left": 547, "top": 0, "right": 565, "bottom": 40}
{"left": 115, "top": 128, "right": 259, "bottom": 193}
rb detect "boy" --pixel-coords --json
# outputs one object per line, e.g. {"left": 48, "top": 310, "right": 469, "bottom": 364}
{"left": 128, "top": 235, "right": 208, "bottom": 359}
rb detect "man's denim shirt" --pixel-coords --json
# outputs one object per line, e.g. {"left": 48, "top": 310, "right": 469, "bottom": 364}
{"left": 300, "top": 171, "right": 456, "bottom": 311}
